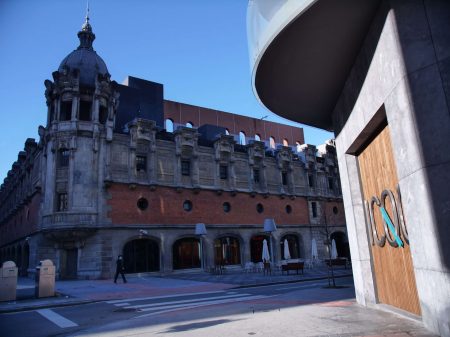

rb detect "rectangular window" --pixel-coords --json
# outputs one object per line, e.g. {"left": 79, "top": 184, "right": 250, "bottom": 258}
{"left": 60, "top": 101, "right": 72, "bottom": 121}
{"left": 282, "top": 172, "right": 288, "bottom": 185}
{"left": 328, "top": 177, "right": 334, "bottom": 190}
{"left": 181, "top": 160, "right": 190, "bottom": 176}
{"left": 253, "top": 169, "right": 260, "bottom": 183}
{"left": 57, "top": 149, "right": 70, "bottom": 168}
{"left": 57, "top": 193, "right": 68, "bottom": 212}
{"left": 220, "top": 165, "right": 228, "bottom": 180}
{"left": 79, "top": 100, "right": 91, "bottom": 121}
{"left": 136, "top": 155, "right": 147, "bottom": 172}
{"left": 312, "top": 201, "right": 317, "bottom": 218}
{"left": 99, "top": 105, "right": 108, "bottom": 124}
{"left": 308, "top": 174, "right": 315, "bottom": 188}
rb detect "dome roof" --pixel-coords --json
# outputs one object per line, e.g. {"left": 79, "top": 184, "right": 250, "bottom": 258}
{"left": 58, "top": 13, "right": 110, "bottom": 88}
{"left": 58, "top": 49, "right": 109, "bottom": 87}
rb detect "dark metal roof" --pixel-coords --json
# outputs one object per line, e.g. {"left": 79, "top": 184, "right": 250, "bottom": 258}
{"left": 253, "top": 0, "right": 381, "bottom": 131}
{"left": 59, "top": 49, "right": 109, "bottom": 87}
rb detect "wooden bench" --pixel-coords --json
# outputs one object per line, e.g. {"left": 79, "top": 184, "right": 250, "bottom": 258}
{"left": 325, "top": 258, "right": 348, "bottom": 269}
{"left": 281, "top": 262, "right": 304, "bottom": 275}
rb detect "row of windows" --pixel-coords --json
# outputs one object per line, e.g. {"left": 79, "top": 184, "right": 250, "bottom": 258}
{"left": 55, "top": 100, "right": 108, "bottom": 124}
{"left": 135, "top": 156, "right": 297, "bottom": 186}
{"left": 136, "top": 197, "right": 294, "bottom": 214}
{"left": 164, "top": 119, "right": 301, "bottom": 149}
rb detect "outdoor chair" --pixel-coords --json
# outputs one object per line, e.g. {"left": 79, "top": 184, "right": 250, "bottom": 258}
{"left": 244, "top": 262, "right": 254, "bottom": 273}
{"left": 255, "top": 262, "right": 264, "bottom": 273}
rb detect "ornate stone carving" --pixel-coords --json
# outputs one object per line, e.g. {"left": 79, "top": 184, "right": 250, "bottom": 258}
{"left": 174, "top": 127, "right": 199, "bottom": 157}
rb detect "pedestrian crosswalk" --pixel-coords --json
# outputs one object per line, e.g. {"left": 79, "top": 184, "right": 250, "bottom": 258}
{"left": 105, "top": 290, "right": 271, "bottom": 318}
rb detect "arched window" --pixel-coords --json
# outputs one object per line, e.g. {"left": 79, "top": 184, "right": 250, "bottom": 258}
{"left": 165, "top": 119, "right": 174, "bottom": 132}
{"left": 225, "top": 129, "right": 230, "bottom": 135}
{"left": 255, "top": 134, "right": 261, "bottom": 141}
{"left": 214, "top": 237, "right": 240, "bottom": 265}
{"left": 173, "top": 238, "right": 201, "bottom": 269}
{"left": 296, "top": 141, "right": 302, "bottom": 152}
{"left": 269, "top": 136, "right": 276, "bottom": 149}
{"left": 123, "top": 239, "right": 160, "bottom": 273}
{"left": 330, "top": 231, "right": 350, "bottom": 260}
{"left": 239, "top": 131, "right": 246, "bottom": 145}
{"left": 186, "top": 122, "right": 193, "bottom": 128}
{"left": 283, "top": 139, "right": 289, "bottom": 146}
{"left": 281, "top": 234, "right": 301, "bottom": 259}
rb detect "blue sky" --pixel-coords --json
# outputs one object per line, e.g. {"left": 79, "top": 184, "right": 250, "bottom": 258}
{"left": 0, "top": 0, "right": 333, "bottom": 181}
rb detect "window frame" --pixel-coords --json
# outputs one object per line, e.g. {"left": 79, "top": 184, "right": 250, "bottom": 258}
{"left": 136, "top": 155, "right": 147, "bottom": 173}
{"left": 219, "top": 165, "right": 228, "bottom": 180}
{"left": 181, "top": 160, "right": 191, "bottom": 176}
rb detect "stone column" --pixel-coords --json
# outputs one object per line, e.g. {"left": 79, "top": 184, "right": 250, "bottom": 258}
{"left": 71, "top": 96, "right": 79, "bottom": 121}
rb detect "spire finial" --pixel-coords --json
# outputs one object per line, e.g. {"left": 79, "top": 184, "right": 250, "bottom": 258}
{"left": 81, "top": 1, "right": 92, "bottom": 33}
{"left": 78, "top": 1, "right": 95, "bottom": 50}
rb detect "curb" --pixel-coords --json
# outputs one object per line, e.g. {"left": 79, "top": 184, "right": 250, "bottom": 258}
{"left": 0, "top": 298, "right": 99, "bottom": 314}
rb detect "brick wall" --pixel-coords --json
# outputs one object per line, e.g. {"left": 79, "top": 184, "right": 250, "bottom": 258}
{"left": 107, "top": 183, "right": 309, "bottom": 225}
{"left": 164, "top": 100, "right": 305, "bottom": 146}
{"left": 0, "top": 193, "right": 41, "bottom": 246}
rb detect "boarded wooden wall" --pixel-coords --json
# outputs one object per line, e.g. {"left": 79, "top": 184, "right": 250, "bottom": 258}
{"left": 358, "top": 124, "right": 421, "bottom": 315}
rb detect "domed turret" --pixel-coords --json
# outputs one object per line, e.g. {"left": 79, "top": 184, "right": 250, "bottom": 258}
{"left": 58, "top": 9, "right": 109, "bottom": 88}
{"left": 44, "top": 7, "right": 119, "bottom": 128}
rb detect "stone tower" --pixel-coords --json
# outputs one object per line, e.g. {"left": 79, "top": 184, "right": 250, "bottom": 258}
{"left": 39, "top": 12, "right": 119, "bottom": 278}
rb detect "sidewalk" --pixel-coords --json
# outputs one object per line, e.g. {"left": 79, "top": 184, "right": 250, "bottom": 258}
{"left": 0, "top": 265, "right": 351, "bottom": 313}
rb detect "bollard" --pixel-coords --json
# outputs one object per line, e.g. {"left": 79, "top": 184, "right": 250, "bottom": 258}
{"left": 35, "top": 259, "right": 55, "bottom": 298}
{"left": 0, "top": 261, "right": 18, "bottom": 302}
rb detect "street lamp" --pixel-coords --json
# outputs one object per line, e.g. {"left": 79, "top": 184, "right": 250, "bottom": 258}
{"left": 263, "top": 218, "right": 277, "bottom": 264}
{"left": 195, "top": 223, "right": 207, "bottom": 270}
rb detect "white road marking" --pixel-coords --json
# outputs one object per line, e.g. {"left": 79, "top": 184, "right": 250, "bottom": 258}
{"left": 106, "top": 290, "right": 228, "bottom": 304}
{"left": 36, "top": 309, "right": 78, "bottom": 328}
{"left": 135, "top": 294, "right": 270, "bottom": 318}
{"left": 114, "top": 302, "right": 130, "bottom": 307}
{"left": 126, "top": 293, "right": 247, "bottom": 309}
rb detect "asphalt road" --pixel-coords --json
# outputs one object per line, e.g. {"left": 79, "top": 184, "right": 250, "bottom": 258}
{"left": 0, "top": 276, "right": 355, "bottom": 337}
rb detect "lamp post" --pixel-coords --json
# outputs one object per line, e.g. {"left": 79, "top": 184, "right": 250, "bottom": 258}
{"left": 195, "top": 223, "right": 207, "bottom": 271}
{"left": 323, "top": 213, "right": 336, "bottom": 288}
{"left": 263, "top": 218, "right": 277, "bottom": 264}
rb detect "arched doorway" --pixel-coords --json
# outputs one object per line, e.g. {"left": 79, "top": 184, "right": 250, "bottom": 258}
{"left": 330, "top": 231, "right": 350, "bottom": 260}
{"left": 173, "top": 238, "right": 201, "bottom": 270}
{"left": 123, "top": 239, "right": 160, "bottom": 273}
{"left": 280, "top": 234, "right": 301, "bottom": 259}
{"left": 16, "top": 245, "right": 22, "bottom": 271}
{"left": 250, "top": 235, "right": 270, "bottom": 263}
{"left": 23, "top": 243, "right": 30, "bottom": 276}
{"left": 214, "top": 236, "right": 240, "bottom": 265}
{"left": 11, "top": 246, "right": 16, "bottom": 264}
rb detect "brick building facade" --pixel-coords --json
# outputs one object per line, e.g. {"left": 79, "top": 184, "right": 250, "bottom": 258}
{"left": 0, "top": 16, "right": 346, "bottom": 279}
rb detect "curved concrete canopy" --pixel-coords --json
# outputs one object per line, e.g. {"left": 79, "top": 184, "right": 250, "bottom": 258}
{"left": 251, "top": 0, "right": 381, "bottom": 131}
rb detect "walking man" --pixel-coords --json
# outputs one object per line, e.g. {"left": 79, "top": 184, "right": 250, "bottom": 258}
{"left": 114, "top": 255, "right": 127, "bottom": 283}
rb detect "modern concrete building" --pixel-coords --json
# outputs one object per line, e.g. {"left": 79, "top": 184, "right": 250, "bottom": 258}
{"left": 247, "top": 0, "right": 450, "bottom": 336}
{"left": 0, "top": 15, "right": 346, "bottom": 282}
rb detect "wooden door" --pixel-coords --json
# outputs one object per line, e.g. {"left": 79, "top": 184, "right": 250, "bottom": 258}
{"left": 62, "top": 249, "right": 78, "bottom": 280}
{"left": 358, "top": 124, "right": 421, "bottom": 315}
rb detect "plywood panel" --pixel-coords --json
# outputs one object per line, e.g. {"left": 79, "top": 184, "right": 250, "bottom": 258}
{"left": 358, "top": 124, "right": 421, "bottom": 315}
